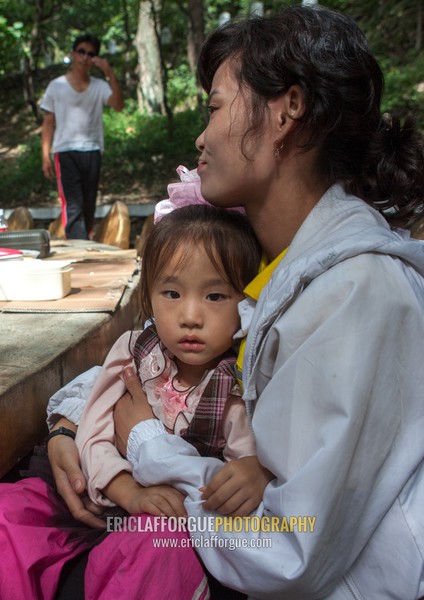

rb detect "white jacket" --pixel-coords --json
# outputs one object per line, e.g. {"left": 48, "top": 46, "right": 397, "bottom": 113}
{"left": 125, "top": 184, "right": 424, "bottom": 599}
{"left": 49, "top": 184, "right": 424, "bottom": 599}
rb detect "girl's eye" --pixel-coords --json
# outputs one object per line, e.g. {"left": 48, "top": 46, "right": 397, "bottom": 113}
{"left": 207, "top": 293, "right": 225, "bottom": 302}
{"left": 163, "top": 290, "right": 180, "bottom": 299}
{"left": 207, "top": 105, "right": 217, "bottom": 115}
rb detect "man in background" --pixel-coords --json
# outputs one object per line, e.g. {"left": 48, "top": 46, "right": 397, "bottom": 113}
{"left": 41, "top": 34, "right": 124, "bottom": 239}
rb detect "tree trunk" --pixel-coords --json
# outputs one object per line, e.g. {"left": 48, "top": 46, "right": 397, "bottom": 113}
{"left": 135, "top": 0, "right": 165, "bottom": 115}
{"left": 22, "top": 56, "right": 41, "bottom": 123}
{"left": 187, "top": 0, "right": 204, "bottom": 74}
{"left": 177, "top": 0, "right": 205, "bottom": 114}
{"left": 416, "top": 0, "right": 422, "bottom": 51}
{"left": 22, "top": 0, "right": 57, "bottom": 123}
{"left": 122, "top": 0, "right": 134, "bottom": 87}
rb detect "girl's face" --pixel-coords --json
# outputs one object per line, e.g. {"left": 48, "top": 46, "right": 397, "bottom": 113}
{"left": 150, "top": 244, "right": 244, "bottom": 386}
{"left": 196, "top": 60, "right": 277, "bottom": 210}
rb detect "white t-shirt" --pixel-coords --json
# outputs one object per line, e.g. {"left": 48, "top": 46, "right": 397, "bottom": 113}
{"left": 40, "top": 75, "right": 112, "bottom": 153}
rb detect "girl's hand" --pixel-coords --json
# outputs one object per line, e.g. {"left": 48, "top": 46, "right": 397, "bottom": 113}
{"left": 126, "top": 484, "right": 187, "bottom": 518}
{"left": 200, "top": 455, "right": 274, "bottom": 516}
{"left": 104, "top": 471, "right": 186, "bottom": 518}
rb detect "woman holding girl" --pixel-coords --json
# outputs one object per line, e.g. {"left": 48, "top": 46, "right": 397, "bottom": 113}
{"left": 113, "top": 4, "right": 424, "bottom": 598}
{"left": 4, "top": 3, "right": 424, "bottom": 599}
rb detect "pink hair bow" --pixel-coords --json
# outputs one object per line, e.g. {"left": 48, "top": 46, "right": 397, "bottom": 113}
{"left": 154, "top": 165, "right": 245, "bottom": 223}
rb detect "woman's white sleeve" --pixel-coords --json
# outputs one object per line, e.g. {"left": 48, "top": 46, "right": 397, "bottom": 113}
{"left": 127, "top": 421, "right": 224, "bottom": 499}
{"left": 46, "top": 366, "right": 102, "bottom": 429}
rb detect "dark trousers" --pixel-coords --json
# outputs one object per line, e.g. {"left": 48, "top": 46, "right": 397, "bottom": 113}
{"left": 55, "top": 150, "right": 101, "bottom": 240}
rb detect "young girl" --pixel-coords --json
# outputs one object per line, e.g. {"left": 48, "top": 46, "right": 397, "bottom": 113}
{"left": 0, "top": 202, "right": 268, "bottom": 600}
{"left": 75, "top": 203, "right": 264, "bottom": 515}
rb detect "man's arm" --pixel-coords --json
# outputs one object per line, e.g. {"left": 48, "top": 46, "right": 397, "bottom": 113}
{"left": 41, "top": 111, "right": 55, "bottom": 179}
{"left": 92, "top": 56, "right": 124, "bottom": 112}
{"left": 105, "top": 70, "right": 124, "bottom": 112}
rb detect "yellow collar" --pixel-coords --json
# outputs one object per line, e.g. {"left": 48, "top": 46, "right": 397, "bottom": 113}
{"left": 244, "top": 247, "right": 288, "bottom": 300}
{"left": 236, "top": 247, "right": 288, "bottom": 388}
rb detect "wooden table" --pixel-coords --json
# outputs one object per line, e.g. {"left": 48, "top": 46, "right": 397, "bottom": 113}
{"left": 0, "top": 241, "right": 141, "bottom": 477}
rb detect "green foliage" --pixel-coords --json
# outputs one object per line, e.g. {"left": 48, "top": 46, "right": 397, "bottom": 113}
{"left": 167, "top": 64, "right": 197, "bottom": 109}
{"left": 0, "top": 16, "right": 26, "bottom": 75}
{"left": 381, "top": 54, "right": 424, "bottom": 128}
{"left": 0, "top": 136, "right": 52, "bottom": 204}
{"left": 102, "top": 103, "right": 204, "bottom": 196}
{"left": 344, "top": 0, "right": 422, "bottom": 63}
{"left": 0, "top": 0, "right": 140, "bottom": 74}
{"left": 0, "top": 0, "right": 423, "bottom": 208}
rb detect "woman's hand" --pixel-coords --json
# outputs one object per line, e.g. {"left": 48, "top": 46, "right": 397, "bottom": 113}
{"left": 200, "top": 455, "right": 275, "bottom": 516}
{"left": 114, "top": 366, "right": 154, "bottom": 456}
{"left": 48, "top": 418, "right": 106, "bottom": 528}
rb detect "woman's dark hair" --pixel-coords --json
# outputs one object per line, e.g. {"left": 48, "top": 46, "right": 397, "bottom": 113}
{"left": 198, "top": 5, "right": 424, "bottom": 225}
{"left": 140, "top": 204, "right": 262, "bottom": 322}
{"left": 73, "top": 34, "right": 101, "bottom": 56}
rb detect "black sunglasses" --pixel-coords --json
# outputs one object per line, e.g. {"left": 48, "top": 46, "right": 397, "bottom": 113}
{"left": 75, "top": 48, "right": 96, "bottom": 58}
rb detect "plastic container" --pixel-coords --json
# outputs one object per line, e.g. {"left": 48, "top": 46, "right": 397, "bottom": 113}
{"left": 0, "top": 260, "right": 73, "bottom": 301}
{"left": 0, "top": 209, "right": 8, "bottom": 233}
{"left": 0, "top": 229, "right": 50, "bottom": 258}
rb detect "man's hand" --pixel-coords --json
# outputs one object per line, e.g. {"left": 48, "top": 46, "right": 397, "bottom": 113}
{"left": 90, "top": 56, "right": 112, "bottom": 78}
{"left": 200, "top": 455, "right": 274, "bottom": 516}
{"left": 114, "top": 366, "right": 154, "bottom": 456}
{"left": 42, "top": 156, "right": 55, "bottom": 179}
{"left": 48, "top": 420, "right": 105, "bottom": 528}
{"left": 90, "top": 56, "right": 124, "bottom": 112}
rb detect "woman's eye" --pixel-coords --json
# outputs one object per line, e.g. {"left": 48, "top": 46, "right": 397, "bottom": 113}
{"left": 207, "top": 293, "right": 225, "bottom": 302}
{"left": 163, "top": 290, "right": 180, "bottom": 299}
{"left": 207, "top": 105, "right": 217, "bottom": 115}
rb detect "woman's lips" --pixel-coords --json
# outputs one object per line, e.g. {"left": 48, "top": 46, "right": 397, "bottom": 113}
{"left": 197, "top": 159, "right": 207, "bottom": 174}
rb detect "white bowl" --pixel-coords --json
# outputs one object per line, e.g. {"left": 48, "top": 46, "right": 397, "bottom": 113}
{"left": 0, "top": 260, "right": 73, "bottom": 301}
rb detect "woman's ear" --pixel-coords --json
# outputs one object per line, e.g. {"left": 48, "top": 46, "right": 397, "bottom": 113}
{"left": 270, "top": 85, "right": 306, "bottom": 161}
{"left": 270, "top": 84, "right": 306, "bottom": 134}
{"left": 284, "top": 85, "right": 306, "bottom": 121}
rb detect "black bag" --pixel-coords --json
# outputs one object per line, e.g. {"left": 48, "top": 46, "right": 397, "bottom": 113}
{"left": 0, "top": 229, "right": 51, "bottom": 258}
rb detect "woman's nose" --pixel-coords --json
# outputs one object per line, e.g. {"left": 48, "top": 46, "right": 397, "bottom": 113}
{"left": 195, "top": 130, "right": 205, "bottom": 152}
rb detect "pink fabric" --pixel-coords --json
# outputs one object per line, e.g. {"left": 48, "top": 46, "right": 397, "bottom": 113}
{"left": 0, "top": 477, "right": 92, "bottom": 600}
{"left": 86, "top": 514, "right": 210, "bottom": 600}
{"left": 154, "top": 165, "right": 245, "bottom": 223}
{"left": 0, "top": 477, "right": 209, "bottom": 600}
{"left": 140, "top": 340, "right": 215, "bottom": 435}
